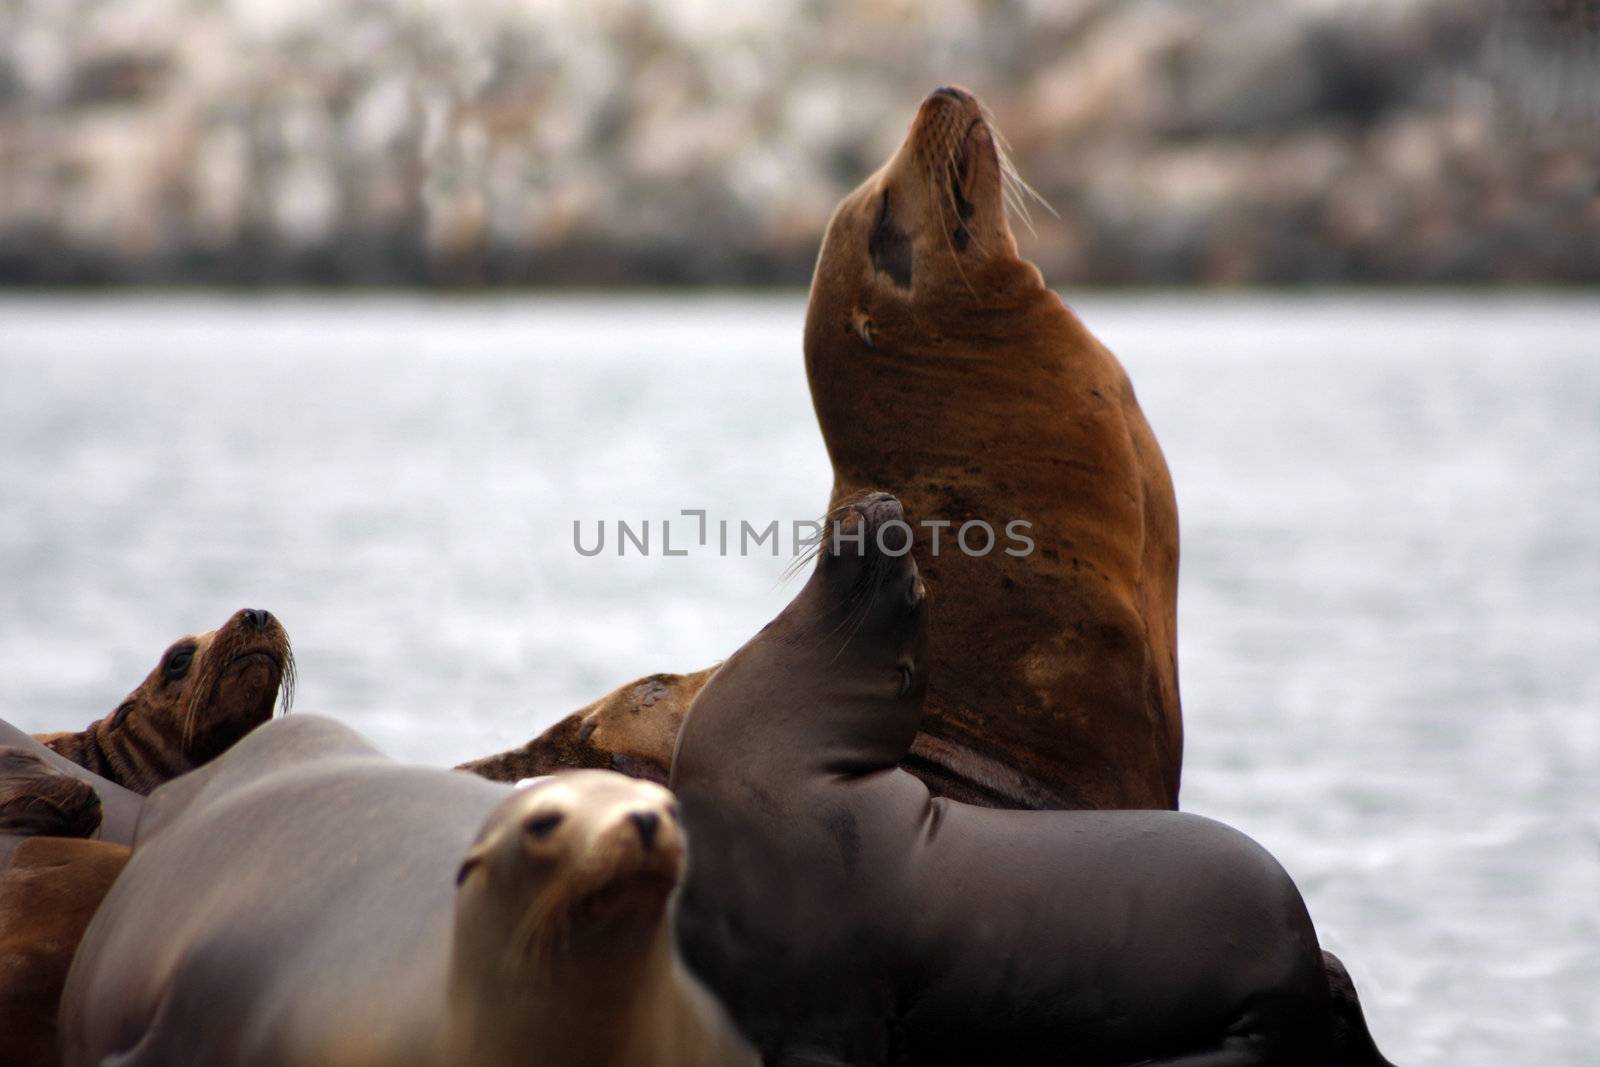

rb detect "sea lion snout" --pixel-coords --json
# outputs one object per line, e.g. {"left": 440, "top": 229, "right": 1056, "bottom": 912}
{"left": 630, "top": 810, "right": 660, "bottom": 849}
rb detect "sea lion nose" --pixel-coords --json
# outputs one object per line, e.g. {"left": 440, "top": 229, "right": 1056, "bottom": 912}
{"left": 629, "top": 811, "right": 660, "bottom": 850}
{"left": 242, "top": 609, "right": 271, "bottom": 630}
{"left": 930, "top": 86, "right": 971, "bottom": 105}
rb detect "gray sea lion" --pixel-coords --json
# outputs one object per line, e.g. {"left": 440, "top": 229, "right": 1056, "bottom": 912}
{"left": 60, "top": 715, "right": 756, "bottom": 1067}
{"left": 670, "top": 494, "right": 1393, "bottom": 1066}
{"left": 35, "top": 607, "right": 294, "bottom": 795}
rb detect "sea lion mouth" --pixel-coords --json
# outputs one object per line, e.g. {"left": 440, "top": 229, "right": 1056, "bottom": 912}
{"left": 833, "top": 492, "right": 905, "bottom": 553}
{"left": 908, "top": 85, "right": 1047, "bottom": 248}
{"left": 573, "top": 866, "right": 680, "bottom": 920}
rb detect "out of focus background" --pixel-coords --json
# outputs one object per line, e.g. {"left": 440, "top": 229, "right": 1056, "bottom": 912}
{"left": 0, "top": 0, "right": 1596, "bottom": 286}
{"left": 2, "top": 2, "right": 1598, "bottom": 1065}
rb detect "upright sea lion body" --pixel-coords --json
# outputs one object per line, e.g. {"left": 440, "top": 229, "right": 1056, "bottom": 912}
{"left": 671, "top": 495, "right": 1392, "bottom": 1066}
{"left": 35, "top": 607, "right": 294, "bottom": 795}
{"left": 473, "top": 88, "right": 1178, "bottom": 810}
{"left": 802, "top": 86, "right": 1179, "bottom": 809}
{"left": 61, "top": 715, "right": 754, "bottom": 1067}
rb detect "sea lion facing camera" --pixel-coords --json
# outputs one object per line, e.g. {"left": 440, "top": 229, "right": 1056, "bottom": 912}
{"left": 35, "top": 608, "right": 294, "bottom": 795}
{"left": 802, "top": 85, "right": 1180, "bottom": 809}
{"left": 670, "top": 494, "right": 1393, "bottom": 1066}
{"left": 60, "top": 715, "right": 755, "bottom": 1067}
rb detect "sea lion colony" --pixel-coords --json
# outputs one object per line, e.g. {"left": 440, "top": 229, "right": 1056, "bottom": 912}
{"left": 2, "top": 88, "right": 1396, "bottom": 1065}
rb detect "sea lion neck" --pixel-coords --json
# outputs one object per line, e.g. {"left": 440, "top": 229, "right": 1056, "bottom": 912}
{"left": 448, "top": 873, "right": 687, "bottom": 1067}
{"left": 675, "top": 500, "right": 927, "bottom": 781}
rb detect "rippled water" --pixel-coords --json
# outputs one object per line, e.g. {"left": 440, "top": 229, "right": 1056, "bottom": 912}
{"left": 2, "top": 292, "right": 1596, "bottom": 1064}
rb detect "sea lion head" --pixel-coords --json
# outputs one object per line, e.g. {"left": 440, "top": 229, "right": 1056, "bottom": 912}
{"left": 0, "top": 746, "right": 102, "bottom": 838}
{"left": 806, "top": 86, "right": 1047, "bottom": 358}
{"left": 83, "top": 608, "right": 294, "bottom": 791}
{"left": 455, "top": 770, "right": 685, "bottom": 963}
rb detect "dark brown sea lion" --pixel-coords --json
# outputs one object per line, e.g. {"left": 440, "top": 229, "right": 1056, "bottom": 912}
{"left": 0, "top": 722, "right": 140, "bottom": 845}
{"left": 35, "top": 608, "right": 294, "bottom": 795}
{"left": 60, "top": 715, "right": 756, "bottom": 1067}
{"left": 459, "top": 667, "right": 716, "bottom": 785}
{"left": 0, "top": 836, "right": 129, "bottom": 1067}
{"left": 471, "top": 87, "right": 1179, "bottom": 811}
{"left": 0, "top": 747, "right": 101, "bottom": 840}
{"left": 0, "top": 747, "right": 121, "bottom": 1067}
{"left": 670, "top": 494, "right": 1392, "bottom": 1066}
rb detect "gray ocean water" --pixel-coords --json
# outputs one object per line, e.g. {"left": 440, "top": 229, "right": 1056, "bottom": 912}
{"left": 1, "top": 293, "right": 1596, "bottom": 1063}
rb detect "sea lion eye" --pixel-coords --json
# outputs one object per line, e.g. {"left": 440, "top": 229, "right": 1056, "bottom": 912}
{"left": 868, "top": 190, "right": 913, "bottom": 289}
{"left": 164, "top": 646, "right": 196, "bottom": 681}
{"left": 525, "top": 812, "right": 564, "bottom": 840}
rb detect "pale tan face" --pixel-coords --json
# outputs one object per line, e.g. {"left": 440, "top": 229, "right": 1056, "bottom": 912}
{"left": 815, "top": 85, "right": 1020, "bottom": 341}
{"left": 458, "top": 771, "right": 686, "bottom": 948}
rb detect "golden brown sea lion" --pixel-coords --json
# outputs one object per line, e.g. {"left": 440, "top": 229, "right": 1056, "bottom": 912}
{"left": 60, "top": 716, "right": 756, "bottom": 1067}
{"left": 802, "top": 84, "right": 1181, "bottom": 809}
{"left": 0, "top": 836, "right": 129, "bottom": 1067}
{"left": 0, "top": 747, "right": 122, "bottom": 1067}
{"left": 35, "top": 608, "right": 294, "bottom": 795}
{"left": 472, "top": 87, "right": 1179, "bottom": 811}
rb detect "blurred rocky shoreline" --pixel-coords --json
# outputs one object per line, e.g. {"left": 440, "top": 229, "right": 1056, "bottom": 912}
{"left": 0, "top": 0, "right": 1595, "bottom": 287}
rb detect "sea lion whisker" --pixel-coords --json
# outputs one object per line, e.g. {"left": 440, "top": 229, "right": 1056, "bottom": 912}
{"left": 978, "top": 99, "right": 1056, "bottom": 234}
{"left": 277, "top": 650, "right": 298, "bottom": 716}
{"left": 932, "top": 167, "right": 979, "bottom": 295}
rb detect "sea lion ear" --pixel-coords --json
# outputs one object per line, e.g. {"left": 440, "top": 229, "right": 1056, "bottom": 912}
{"left": 851, "top": 308, "right": 875, "bottom": 348}
{"left": 455, "top": 854, "right": 482, "bottom": 888}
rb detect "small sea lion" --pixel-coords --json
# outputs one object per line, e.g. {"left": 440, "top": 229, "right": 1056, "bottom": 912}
{"left": 0, "top": 836, "right": 129, "bottom": 1067}
{"left": 801, "top": 85, "right": 1180, "bottom": 809}
{"left": 460, "top": 667, "right": 717, "bottom": 786}
{"left": 670, "top": 494, "right": 1393, "bottom": 1066}
{"left": 0, "top": 747, "right": 101, "bottom": 840}
{"left": 60, "top": 715, "right": 755, "bottom": 1067}
{"left": 35, "top": 607, "right": 294, "bottom": 795}
{"left": 0, "top": 722, "right": 139, "bottom": 845}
